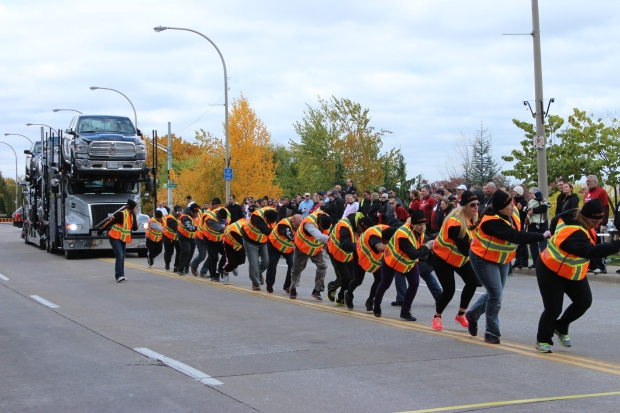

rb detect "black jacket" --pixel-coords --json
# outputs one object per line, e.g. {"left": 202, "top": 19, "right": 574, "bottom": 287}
{"left": 550, "top": 211, "right": 620, "bottom": 259}
{"left": 560, "top": 194, "right": 580, "bottom": 213}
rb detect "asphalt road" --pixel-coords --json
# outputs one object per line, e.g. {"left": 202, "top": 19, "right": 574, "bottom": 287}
{"left": 1, "top": 223, "right": 619, "bottom": 413}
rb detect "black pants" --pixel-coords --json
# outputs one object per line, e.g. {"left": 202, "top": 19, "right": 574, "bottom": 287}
{"left": 178, "top": 236, "right": 194, "bottom": 272}
{"left": 535, "top": 260, "right": 592, "bottom": 344}
{"left": 589, "top": 230, "right": 605, "bottom": 271}
{"left": 347, "top": 263, "right": 381, "bottom": 301}
{"left": 163, "top": 237, "right": 181, "bottom": 270}
{"left": 266, "top": 242, "right": 293, "bottom": 289}
{"left": 328, "top": 254, "right": 354, "bottom": 299}
{"left": 514, "top": 243, "right": 529, "bottom": 267}
{"left": 146, "top": 239, "right": 163, "bottom": 265}
{"left": 432, "top": 256, "right": 478, "bottom": 315}
{"left": 206, "top": 240, "right": 226, "bottom": 278}
{"left": 223, "top": 243, "right": 246, "bottom": 273}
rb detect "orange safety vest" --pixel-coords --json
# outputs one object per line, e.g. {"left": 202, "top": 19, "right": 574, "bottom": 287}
{"left": 108, "top": 209, "right": 133, "bottom": 243}
{"left": 243, "top": 206, "right": 276, "bottom": 244}
{"left": 511, "top": 199, "right": 522, "bottom": 231}
{"left": 357, "top": 224, "right": 388, "bottom": 273}
{"left": 146, "top": 216, "right": 164, "bottom": 242}
{"left": 295, "top": 212, "right": 329, "bottom": 257}
{"left": 202, "top": 208, "right": 230, "bottom": 242}
{"left": 269, "top": 217, "right": 295, "bottom": 254}
{"left": 540, "top": 219, "right": 596, "bottom": 281}
{"left": 162, "top": 214, "right": 178, "bottom": 241}
{"left": 223, "top": 218, "right": 246, "bottom": 251}
{"left": 432, "top": 216, "right": 472, "bottom": 268}
{"left": 470, "top": 214, "right": 518, "bottom": 264}
{"left": 194, "top": 210, "right": 204, "bottom": 240}
{"left": 177, "top": 213, "right": 197, "bottom": 239}
{"left": 383, "top": 223, "right": 424, "bottom": 273}
{"left": 328, "top": 218, "right": 356, "bottom": 263}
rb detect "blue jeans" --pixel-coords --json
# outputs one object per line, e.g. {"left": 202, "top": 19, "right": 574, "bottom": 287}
{"left": 109, "top": 237, "right": 126, "bottom": 280}
{"left": 243, "top": 239, "right": 269, "bottom": 287}
{"left": 468, "top": 251, "right": 510, "bottom": 338}
{"left": 396, "top": 261, "right": 442, "bottom": 301}
{"left": 191, "top": 237, "right": 208, "bottom": 270}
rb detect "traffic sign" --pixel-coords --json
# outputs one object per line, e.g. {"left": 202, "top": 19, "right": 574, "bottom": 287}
{"left": 164, "top": 183, "right": 178, "bottom": 188}
{"left": 224, "top": 168, "right": 233, "bottom": 181}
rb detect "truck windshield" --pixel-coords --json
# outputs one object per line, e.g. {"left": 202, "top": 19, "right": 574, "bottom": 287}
{"left": 78, "top": 117, "right": 135, "bottom": 134}
{"left": 69, "top": 180, "right": 139, "bottom": 195}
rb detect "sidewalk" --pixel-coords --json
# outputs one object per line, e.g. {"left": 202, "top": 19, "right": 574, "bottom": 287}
{"left": 512, "top": 265, "right": 620, "bottom": 284}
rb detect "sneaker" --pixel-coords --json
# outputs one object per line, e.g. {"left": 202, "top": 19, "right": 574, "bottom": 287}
{"left": 554, "top": 330, "right": 572, "bottom": 347}
{"left": 593, "top": 268, "right": 602, "bottom": 274}
{"left": 184, "top": 267, "right": 189, "bottom": 274}
{"left": 266, "top": 285, "right": 274, "bottom": 293}
{"left": 335, "top": 298, "right": 345, "bottom": 306}
{"left": 484, "top": 333, "right": 500, "bottom": 344}
{"left": 289, "top": 288, "right": 298, "bottom": 299}
{"left": 344, "top": 290, "right": 354, "bottom": 309}
{"left": 252, "top": 285, "right": 261, "bottom": 291}
{"left": 222, "top": 274, "right": 230, "bottom": 285}
{"left": 176, "top": 271, "right": 185, "bottom": 276}
{"left": 400, "top": 312, "right": 416, "bottom": 321}
{"left": 365, "top": 297, "right": 374, "bottom": 312}
{"left": 391, "top": 300, "right": 403, "bottom": 307}
{"left": 259, "top": 273, "right": 265, "bottom": 285}
{"left": 199, "top": 273, "right": 207, "bottom": 278}
{"left": 311, "top": 290, "right": 323, "bottom": 301}
{"left": 536, "top": 342, "right": 553, "bottom": 353}
{"left": 210, "top": 277, "right": 220, "bottom": 282}
{"left": 327, "top": 289, "right": 336, "bottom": 302}
{"left": 373, "top": 303, "right": 382, "bottom": 317}
{"left": 190, "top": 266, "right": 198, "bottom": 277}
{"left": 165, "top": 263, "right": 170, "bottom": 271}
{"left": 466, "top": 312, "right": 478, "bottom": 337}
{"left": 233, "top": 268, "right": 239, "bottom": 276}
{"left": 432, "top": 316, "right": 443, "bottom": 330}
{"left": 285, "top": 287, "right": 290, "bottom": 295}
{"left": 116, "top": 276, "right": 126, "bottom": 283}
{"left": 455, "top": 314, "right": 469, "bottom": 328}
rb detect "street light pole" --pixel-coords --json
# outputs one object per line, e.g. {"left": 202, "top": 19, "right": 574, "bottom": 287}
{"left": 53, "top": 108, "right": 83, "bottom": 114}
{"left": 0, "top": 141, "right": 19, "bottom": 211}
{"left": 531, "top": 0, "right": 548, "bottom": 197}
{"left": 4, "top": 133, "right": 33, "bottom": 145}
{"left": 154, "top": 25, "right": 231, "bottom": 201}
{"left": 26, "top": 123, "right": 58, "bottom": 134}
{"left": 89, "top": 87, "right": 138, "bottom": 130}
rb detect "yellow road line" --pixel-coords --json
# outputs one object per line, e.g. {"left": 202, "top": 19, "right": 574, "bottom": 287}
{"left": 396, "top": 390, "right": 620, "bottom": 413}
{"left": 104, "top": 258, "right": 620, "bottom": 376}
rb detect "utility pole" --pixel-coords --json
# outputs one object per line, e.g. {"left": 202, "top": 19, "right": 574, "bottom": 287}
{"left": 531, "top": 0, "right": 549, "bottom": 197}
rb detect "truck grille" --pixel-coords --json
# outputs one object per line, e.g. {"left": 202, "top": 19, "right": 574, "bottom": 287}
{"left": 90, "top": 203, "right": 125, "bottom": 227}
{"left": 88, "top": 142, "right": 136, "bottom": 157}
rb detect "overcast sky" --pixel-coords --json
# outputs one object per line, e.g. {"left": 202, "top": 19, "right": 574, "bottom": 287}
{"left": 1, "top": 0, "right": 619, "bottom": 189}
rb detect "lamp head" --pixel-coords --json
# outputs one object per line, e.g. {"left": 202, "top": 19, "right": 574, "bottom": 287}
{"left": 53, "top": 109, "right": 60, "bottom": 112}
{"left": 154, "top": 26, "right": 168, "bottom": 32}
{"left": 3, "top": 133, "right": 9, "bottom": 136}
{"left": 26, "top": 123, "right": 33, "bottom": 126}
{"left": 89, "top": 86, "right": 98, "bottom": 90}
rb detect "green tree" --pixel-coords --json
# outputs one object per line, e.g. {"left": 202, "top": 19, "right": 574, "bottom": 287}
{"left": 469, "top": 123, "right": 501, "bottom": 187}
{"left": 291, "top": 96, "right": 392, "bottom": 191}
{"left": 0, "top": 195, "right": 6, "bottom": 215}
{"left": 381, "top": 151, "right": 422, "bottom": 201}
{"left": 271, "top": 144, "right": 304, "bottom": 197}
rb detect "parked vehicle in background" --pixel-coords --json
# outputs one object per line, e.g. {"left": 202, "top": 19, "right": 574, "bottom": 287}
{"left": 12, "top": 206, "right": 24, "bottom": 228}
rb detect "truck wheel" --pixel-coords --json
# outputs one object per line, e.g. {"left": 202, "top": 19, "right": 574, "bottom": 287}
{"left": 64, "top": 249, "right": 76, "bottom": 259}
{"left": 45, "top": 228, "right": 51, "bottom": 253}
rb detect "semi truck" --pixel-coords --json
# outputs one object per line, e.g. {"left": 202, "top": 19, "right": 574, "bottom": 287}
{"left": 21, "top": 115, "right": 152, "bottom": 259}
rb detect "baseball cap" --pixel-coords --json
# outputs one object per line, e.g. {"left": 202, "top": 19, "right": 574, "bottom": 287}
{"left": 304, "top": 192, "right": 311, "bottom": 196}
{"left": 381, "top": 193, "right": 389, "bottom": 199}
{"left": 457, "top": 184, "right": 467, "bottom": 190}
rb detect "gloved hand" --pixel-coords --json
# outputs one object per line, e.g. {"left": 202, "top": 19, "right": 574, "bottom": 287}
{"left": 543, "top": 230, "right": 551, "bottom": 238}
{"left": 97, "top": 229, "right": 104, "bottom": 236}
{"left": 425, "top": 240, "right": 434, "bottom": 249}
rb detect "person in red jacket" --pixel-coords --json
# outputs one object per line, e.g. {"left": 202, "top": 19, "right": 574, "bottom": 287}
{"left": 419, "top": 185, "right": 436, "bottom": 233}
{"left": 389, "top": 198, "right": 410, "bottom": 222}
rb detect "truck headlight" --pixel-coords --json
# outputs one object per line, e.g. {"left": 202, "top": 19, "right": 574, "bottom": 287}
{"left": 135, "top": 144, "right": 146, "bottom": 154}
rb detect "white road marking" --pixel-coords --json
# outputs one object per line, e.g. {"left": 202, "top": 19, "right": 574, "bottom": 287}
{"left": 134, "top": 347, "right": 223, "bottom": 386}
{"left": 0, "top": 274, "right": 9, "bottom": 281}
{"left": 30, "top": 295, "right": 60, "bottom": 308}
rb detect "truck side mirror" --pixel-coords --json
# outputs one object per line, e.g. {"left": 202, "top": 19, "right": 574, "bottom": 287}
{"left": 24, "top": 150, "right": 33, "bottom": 155}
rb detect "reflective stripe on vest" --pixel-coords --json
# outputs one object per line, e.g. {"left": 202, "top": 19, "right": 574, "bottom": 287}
{"left": 108, "top": 210, "right": 133, "bottom": 243}
{"left": 357, "top": 224, "right": 388, "bottom": 273}
{"left": 162, "top": 215, "right": 178, "bottom": 241}
{"left": 146, "top": 217, "right": 164, "bottom": 242}
{"left": 202, "top": 208, "right": 230, "bottom": 242}
{"left": 243, "top": 207, "right": 276, "bottom": 244}
{"left": 195, "top": 210, "right": 204, "bottom": 240}
{"left": 540, "top": 219, "right": 595, "bottom": 281}
{"left": 384, "top": 224, "right": 423, "bottom": 273}
{"left": 511, "top": 200, "right": 522, "bottom": 231}
{"left": 269, "top": 217, "right": 295, "bottom": 254}
{"left": 470, "top": 215, "right": 517, "bottom": 264}
{"left": 295, "top": 212, "right": 328, "bottom": 257}
{"left": 328, "top": 219, "right": 355, "bottom": 263}
{"left": 223, "top": 218, "right": 246, "bottom": 251}
{"left": 432, "top": 216, "right": 471, "bottom": 268}
{"left": 177, "top": 214, "right": 196, "bottom": 239}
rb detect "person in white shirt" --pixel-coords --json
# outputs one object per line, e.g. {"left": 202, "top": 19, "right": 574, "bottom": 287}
{"left": 342, "top": 193, "right": 359, "bottom": 218}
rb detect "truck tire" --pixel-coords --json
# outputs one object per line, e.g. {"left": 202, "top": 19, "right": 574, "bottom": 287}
{"left": 45, "top": 228, "right": 51, "bottom": 253}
